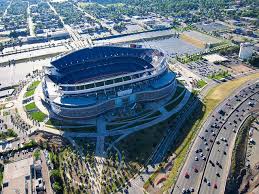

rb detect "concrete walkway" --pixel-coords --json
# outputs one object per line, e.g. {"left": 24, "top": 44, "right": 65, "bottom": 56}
{"left": 34, "top": 83, "right": 49, "bottom": 115}
{"left": 95, "top": 116, "right": 106, "bottom": 156}
{"left": 16, "top": 81, "right": 35, "bottom": 127}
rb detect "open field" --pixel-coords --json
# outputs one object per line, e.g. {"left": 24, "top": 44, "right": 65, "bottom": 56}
{"left": 229, "top": 64, "right": 254, "bottom": 74}
{"left": 181, "top": 30, "right": 221, "bottom": 48}
{"left": 45, "top": 118, "right": 84, "bottom": 127}
{"left": 25, "top": 102, "right": 36, "bottom": 111}
{"left": 197, "top": 79, "right": 207, "bottom": 88}
{"left": 58, "top": 126, "right": 96, "bottom": 132}
{"left": 24, "top": 80, "right": 41, "bottom": 98}
{"left": 204, "top": 72, "right": 259, "bottom": 116}
{"left": 181, "top": 33, "right": 205, "bottom": 48}
{"left": 27, "top": 80, "right": 40, "bottom": 91}
{"left": 208, "top": 70, "right": 230, "bottom": 80}
{"left": 30, "top": 111, "right": 47, "bottom": 122}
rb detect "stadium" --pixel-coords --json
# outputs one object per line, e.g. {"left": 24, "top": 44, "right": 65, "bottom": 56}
{"left": 42, "top": 45, "right": 177, "bottom": 119}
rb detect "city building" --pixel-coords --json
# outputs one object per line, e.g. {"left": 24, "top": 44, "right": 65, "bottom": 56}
{"left": 2, "top": 157, "right": 34, "bottom": 194}
{"left": 239, "top": 42, "right": 253, "bottom": 60}
{"left": 42, "top": 45, "right": 177, "bottom": 119}
{"left": 2, "top": 157, "right": 45, "bottom": 194}
{"left": 48, "top": 30, "right": 70, "bottom": 41}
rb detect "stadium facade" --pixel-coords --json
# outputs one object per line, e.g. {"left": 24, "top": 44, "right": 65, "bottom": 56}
{"left": 42, "top": 46, "right": 176, "bottom": 119}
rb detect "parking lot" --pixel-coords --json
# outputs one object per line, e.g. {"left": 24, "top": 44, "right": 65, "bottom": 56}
{"left": 186, "top": 60, "right": 227, "bottom": 78}
{"left": 0, "top": 146, "right": 34, "bottom": 162}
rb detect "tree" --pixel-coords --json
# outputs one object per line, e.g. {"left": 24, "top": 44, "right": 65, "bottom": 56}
{"left": 0, "top": 43, "right": 4, "bottom": 53}
{"left": 33, "top": 149, "right": 41, "bottom": 160}
{"left": 53, "top": 181, "right": 62, "bottom": 192}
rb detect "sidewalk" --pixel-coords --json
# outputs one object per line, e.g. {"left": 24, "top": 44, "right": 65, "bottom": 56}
{"left": 40, "top": 150, "right": 53, "bottom": 194}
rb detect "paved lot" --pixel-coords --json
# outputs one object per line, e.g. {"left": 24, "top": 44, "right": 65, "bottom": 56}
{"left": 186, "top": 60, "right": 226, "bottom": 78}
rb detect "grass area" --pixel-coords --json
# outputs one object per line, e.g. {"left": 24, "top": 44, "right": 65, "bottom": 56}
{"left": 196, "top": 79, "right": 207, "bottom": 88}
{"left": 23, "top": 139, "right": 37, "bottom": 149}
{"left": 177, "top": 54, "right": 203, "bottom": 64}
{"left": 47, "top": 124, "right": 97, "bottom": 132}
{"left": 145, "top": 111, "right": 161, "bottom": 119}
{"left": 24, "top": 90, "right": 35, "bottom": 98}
{"left": 116, "top": 95, "right": 195, "bottom": 192}
{"left": 162, "top": 102, "right": 204, "bottom": 191}
{"left": 106, "top": 123, "right": 126, "bottom": 130}
{"left": 167, "top": 85, "right": 185, "bottom": 103}
{"left": 125, "top": 118, "right": 154, "bottom": 129}
{"left": 25, "top": 102, "right": 36, "bottom": 111}
{"left": 62, "top": 126, "right": 96, "bottom": 132}
{"left": 203, "top": 72, "right": 259, "bottom": 118}
{"left": 231, "top": 117, "right": 253, "bottom": 177}
{"left": 24, "top": 80, "right": 40, "bottom": 98}
{"left": 0, "top": 164, "right": 3, "bottom": 190}
{"left": 45, "top": 118, "right": 83, "bottom": 127}
{"left": 28, "top": 80, "right": 40, "bottom": 90}
{"left": 208, "top": 70, "right": 230, "bottom": 80}
{"left": 117, "top": 121, "right": 168, "bottom": 167}
{"left": 115, "top": 95, "right": 195, "bottom": 192}
{"left": 111, "top": 110, "right": 152, "bottom": 123}
{"left": 30, "top": 111, "right": 47, "bottom": 122}
{"left": 165, "top": 90, "right": 186, "bottom": 111}
{"left": 33, "top": 149, "right": 41, "bottom": 160}
{"left": 0, "top": 128, "right": 18, "bottom": 140}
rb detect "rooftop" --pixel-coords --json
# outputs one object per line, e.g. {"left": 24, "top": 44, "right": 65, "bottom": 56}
{"left": 203, "top": 54, "right": 229, "bottom": 63}
{"left": 3, "top": 157, "right": 34, "bottom": 194}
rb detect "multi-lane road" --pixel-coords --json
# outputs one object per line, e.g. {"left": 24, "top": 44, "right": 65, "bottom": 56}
{"left": 172, "top": 81, "right": 259, "bottom": 194}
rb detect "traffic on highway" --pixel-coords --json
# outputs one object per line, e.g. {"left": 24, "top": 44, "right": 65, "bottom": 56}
{"left": 173, "top": 82, "right": 259, "bottom": 194}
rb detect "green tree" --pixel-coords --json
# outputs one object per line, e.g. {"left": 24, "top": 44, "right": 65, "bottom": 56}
{"left": 52, "top": 181, "right": 62, "bottom": 192}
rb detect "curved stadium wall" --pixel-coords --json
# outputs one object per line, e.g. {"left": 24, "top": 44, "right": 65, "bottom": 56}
{"left": 43, "top": 46, "right": 176, "bottom": 119}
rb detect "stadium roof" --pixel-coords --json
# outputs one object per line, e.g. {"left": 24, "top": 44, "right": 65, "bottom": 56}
{"left": 49, "top": 46, "right": 157, "bottom": 84}
{"left": 51, "top": 46, "right": 154, "bottom": 69}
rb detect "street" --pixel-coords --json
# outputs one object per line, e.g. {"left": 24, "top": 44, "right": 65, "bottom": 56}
{"left": 172, "top": 81, "right": 259, "bottom": 194}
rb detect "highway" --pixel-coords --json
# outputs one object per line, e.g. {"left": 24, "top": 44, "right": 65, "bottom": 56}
{"left": 172, "top": 81, "right": 259, "bottom": 194}
{"left": 199, "top": 89, "right": 259, "bottom": 194}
